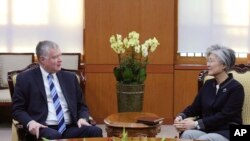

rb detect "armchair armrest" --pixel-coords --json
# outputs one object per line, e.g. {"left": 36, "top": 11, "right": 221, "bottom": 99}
{"left": 12, "top": 119, "right": 26, "bottom": 141}
{"left": 88, "top": 116, "right": 96, "bottom": 126}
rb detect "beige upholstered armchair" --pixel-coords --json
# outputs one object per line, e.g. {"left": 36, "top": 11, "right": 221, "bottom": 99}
{"left": 198, "top": 64, "right": 250, "bottom": 124}
{"left": 8, "top": 62, "right": 95, "bottom": 141}
{"left": 0, "top": 53, "right": 34, "bottom": 106}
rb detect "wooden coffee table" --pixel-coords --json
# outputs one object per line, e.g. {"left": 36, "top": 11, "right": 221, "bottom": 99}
{"left": 104, "top": 112, "right": 163, "bottom": 137}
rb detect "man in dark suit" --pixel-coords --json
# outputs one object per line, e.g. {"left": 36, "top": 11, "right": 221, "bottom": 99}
{"left": 12, "top": 40, "right": 102, "bottom": 140}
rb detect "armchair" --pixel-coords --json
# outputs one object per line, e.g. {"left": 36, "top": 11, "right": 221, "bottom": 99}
{"left": 198, "top": 64, "right": 250, "bottom": 124}
{"left": 8, "top": 62, "right": 95, "bottom": 141}
{"left": 0, "top": 53, "right": 34, "bottom": 106}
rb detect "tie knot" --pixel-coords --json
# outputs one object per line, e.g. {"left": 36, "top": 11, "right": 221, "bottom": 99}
{"left": 47, "top": 74, "right": 53, "bottom": 80}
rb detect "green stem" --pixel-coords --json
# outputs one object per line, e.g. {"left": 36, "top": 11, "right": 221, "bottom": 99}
{"left": 140, "top": 46, "right": 142, "bottom": 65}
{"left": 118, "top": 54, "right": 121, "bottom": 65}
{"left": 132, "top": 47, "right": 135, "bottom": 61}
{"left": 144, "top": 56, "right": 148, "bottom": 67}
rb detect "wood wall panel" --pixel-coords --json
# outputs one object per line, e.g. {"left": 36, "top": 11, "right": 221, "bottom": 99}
{"left": 85, "top": 72, "right": 174, "bottom": 123}
{"left": 85, "top": 73, "right": 117, "bottom": 122}
{"left": 173, "top": 70, "right": 202, "bottom": 116}
{"left": 85, "top": 0, "right": 174, "bottom": 65}
{"left": 143, "top": 74, "right": 174, "bottom": 123}
{"left": 85, "top": 0, "right": 176, "bottom": 124}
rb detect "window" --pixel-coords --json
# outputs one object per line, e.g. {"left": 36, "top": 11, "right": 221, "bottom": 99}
{"left": 0, "top": 0, "right": 84, "bottom": 53}
{"left": 178, "top": 0, "right": 249, "bottom": 57}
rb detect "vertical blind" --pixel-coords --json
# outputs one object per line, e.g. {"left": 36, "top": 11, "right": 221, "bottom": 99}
{"left": 178, "top": 0, "right": 250, "bottom": 56}
{"left": 0, "top": 0, "right": 84, "bottom": 53}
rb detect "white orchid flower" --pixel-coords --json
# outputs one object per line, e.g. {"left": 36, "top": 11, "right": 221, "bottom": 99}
{"left": 141, "top": 44, "right": 149, "bottom": 57}
{"left": 134, "top": 45, "right": 141, "bottom": 53}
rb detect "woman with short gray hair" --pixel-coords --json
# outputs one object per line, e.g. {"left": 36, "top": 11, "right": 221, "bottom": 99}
{"left": 174, "top": 45, "right": 244, "bottom": 141}
{"left": 205, "top": 44, "right": 236, "bottom": 72}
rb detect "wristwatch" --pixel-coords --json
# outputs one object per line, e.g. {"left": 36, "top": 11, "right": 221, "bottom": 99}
{"left": 194, "top": 121, "right": 200, "bottom": 129}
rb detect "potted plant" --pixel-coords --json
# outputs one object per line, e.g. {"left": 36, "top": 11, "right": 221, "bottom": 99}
{"left": 110, "top": 31, "right": 160, "bottom": 112}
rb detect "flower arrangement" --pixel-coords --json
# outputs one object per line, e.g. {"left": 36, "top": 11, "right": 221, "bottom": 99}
{"left": 110, "top": 31, "right": 160, "bottom": 84}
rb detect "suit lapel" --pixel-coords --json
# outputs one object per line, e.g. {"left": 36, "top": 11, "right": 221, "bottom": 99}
{"left": 56, "top": 71, "right": 70, "bottom": 104}
{"left": 34, "top": 68, "right": 47, "bottom": 102}
{"left": 57, "top": 71, "right": 76, "bottom": 121}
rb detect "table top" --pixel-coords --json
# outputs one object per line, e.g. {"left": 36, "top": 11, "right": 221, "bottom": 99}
{"left": 104, "top": 112, "right": 162, "bottom": 128}
{"left": 54, "top": 137, "right": 200, "bottom": 141}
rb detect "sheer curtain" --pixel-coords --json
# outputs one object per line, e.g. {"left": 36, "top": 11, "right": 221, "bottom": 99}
{"left": 0, "top": 0, "right": 84, "bottom": 53}
{"left": 178, "top": 0, "right": 250, "bottom": 56}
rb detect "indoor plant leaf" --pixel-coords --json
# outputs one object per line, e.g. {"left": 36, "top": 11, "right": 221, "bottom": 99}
{"left": 138, "top": 68, "right": 146, "bottom": 84}
{"left": 122, "top": 68, "right": 133, "bottom": 83}
{"left": 113, "top": 67, "right": 123, "bottom": 81}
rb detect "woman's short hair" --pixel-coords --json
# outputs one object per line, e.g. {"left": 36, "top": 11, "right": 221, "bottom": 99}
{"left": 205, "top": 44, "right": 236, "bottom": 72}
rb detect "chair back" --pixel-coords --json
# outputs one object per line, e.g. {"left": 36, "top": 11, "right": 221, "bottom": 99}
{"left": 198, "top": 64, "right": 250, "bottom": 124}
{"left": 0, "top": 53, "right": 34, "bottom": 88}
{"left": 61, "top": 53, "right": 81, "bottom": 70}
{"left": 0, "top": 53, "right": 34, "bottom": 106}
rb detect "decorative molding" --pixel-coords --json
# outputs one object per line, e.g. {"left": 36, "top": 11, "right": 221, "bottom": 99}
{"left": 85, "top": 64, "right": 174, "bottom": 73}
{"left": 175, "top": 64, "right": 206, "bottom": 70}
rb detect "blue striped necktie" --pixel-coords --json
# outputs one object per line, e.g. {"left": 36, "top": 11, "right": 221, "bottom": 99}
{"left": 47, "top": 74, "right": 66, "bottom": 134}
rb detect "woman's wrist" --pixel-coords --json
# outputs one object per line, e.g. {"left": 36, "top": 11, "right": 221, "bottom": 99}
{"left": 194, "top": 121, "right": 200, "bottom": 129}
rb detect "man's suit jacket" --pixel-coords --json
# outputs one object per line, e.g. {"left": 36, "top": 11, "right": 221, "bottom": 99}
{"left": 12, "top": 67, "right": 90, "bottom": 127}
